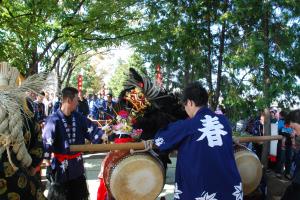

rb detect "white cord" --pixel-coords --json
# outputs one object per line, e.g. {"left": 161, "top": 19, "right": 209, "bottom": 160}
{"left": 130, "top": 140, "right": 153, "bottom": 154}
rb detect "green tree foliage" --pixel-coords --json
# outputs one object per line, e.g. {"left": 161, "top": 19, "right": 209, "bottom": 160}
{"left": 1, "top": 0, "right": 299, "bottom": 125}
{"left": 108, "top": 53, "right": 145, "bottom": 97}
{"left": 222, "top": 0, "right": 300, "bottom": 120}
{"left": 131, "top": 0, "right": 300, "bottom": 120}
{"left": 131, "top": 1, "right": 234, "bottom": 108}
{"left": 0, "top": 0, "right": 143, "bottom": 76}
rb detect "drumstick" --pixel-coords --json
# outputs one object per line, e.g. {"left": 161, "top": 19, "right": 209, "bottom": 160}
{"left": 70, "top": 142, "right": 147, "bottom": 152}
{"left": 70, "top": 135, "right": 283, "bottom": 152}
{"left": 233, "top": 135, "right": 283, "bottom": 143}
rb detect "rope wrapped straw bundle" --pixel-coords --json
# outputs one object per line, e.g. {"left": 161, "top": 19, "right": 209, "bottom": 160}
{"left": 0, "top": 62, "right": 56, "bottom": 171}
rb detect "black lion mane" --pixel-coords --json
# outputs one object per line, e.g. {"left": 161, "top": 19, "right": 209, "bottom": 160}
{"left": 118, "top": 68, "right": 187, "bottom": 169}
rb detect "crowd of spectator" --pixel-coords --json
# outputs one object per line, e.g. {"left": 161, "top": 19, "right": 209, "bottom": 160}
{"left": 241, "top": 108, "right": 300, "bottom": 181}
{"left": 81, "top": 91, "right": 117, "bottom": 120}
{"left": 27, "top": 90, "right": 118, "bottom": 124}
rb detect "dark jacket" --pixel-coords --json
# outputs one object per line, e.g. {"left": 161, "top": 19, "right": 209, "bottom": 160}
{"left": 77, "top": 98, "right": 89, "bottom": 117}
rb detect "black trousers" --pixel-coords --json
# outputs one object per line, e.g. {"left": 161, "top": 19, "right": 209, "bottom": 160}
{"left": 48, "top": 175, "right": 89, "bottom": 200}
{"left": 253, "top": 143, "right": 263, "bottom": 160}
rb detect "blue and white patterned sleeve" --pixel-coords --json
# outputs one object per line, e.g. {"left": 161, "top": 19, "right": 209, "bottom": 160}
{"left": 154, "top": 120, "right": 191, "bottom": 151}
{"left": 83, "top": 116, "right": 104, "bottom": 144}
{"left": 42, "top": 117, "right": 56, "bottom": 160}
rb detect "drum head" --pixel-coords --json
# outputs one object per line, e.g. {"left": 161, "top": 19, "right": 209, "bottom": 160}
{"left": 234, "top": 147, "right": 262, "bottom": 195}
{"left": 109, "top": 154, "right": 164, "bottom": 200}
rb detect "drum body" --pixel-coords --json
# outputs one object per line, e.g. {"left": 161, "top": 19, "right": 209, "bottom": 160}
{"left": 103, "top": 151, "right": 165, "bottom": 200}
{"left": 234, "top": 144, "right": 262, "bottom": 195}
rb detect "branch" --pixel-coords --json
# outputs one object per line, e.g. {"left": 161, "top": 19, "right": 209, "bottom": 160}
{"left": 50, "top": 44, "right": 71, "bottom": 71}
{"left": 61, "top": 0, "right": 86, "bottom": 28}
{"left": 62, "top": 56, "right": 77, "bottom": 83}
{"left": 65, "top": 66, "right": 76, "bottom": 87}
{"left": 236, "top": 67, "right": 257, "bottom": 88}
{"left": 60, "top": 55, "right": 71, "bottom": 73}
{"left": 82, "top": 30, "right": 147, "bottom": 41}
{"left": 38, "top": 0, "right": 86, "bottom": 61}
{"left": 3, "top": 5, "right": 15, "bottom": 18}
{"left": 73, "top": 0, "right": 86, "bottom": 15}
{"left": 38, "top": 34, "right": 61, "bottom": 61}
{"left": 47, "top": 43, "right": 63, "bottom": 63}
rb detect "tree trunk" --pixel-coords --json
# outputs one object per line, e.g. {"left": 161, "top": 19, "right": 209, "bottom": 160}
{"left": 262, "top": 108, "right": 271, "bottom": 168}
{"left": 50, "top": 44, "right": 71, "bottom": 72}
{"left": 64, "top": 58, "right": 76, "bottom": 87}
{"left": 55, "top": 59, "right": 62, "bottom": 94}
{"left": 183, "top": 63, "right": 190, "bottom": 88}
{"left": 65, "top": 67, "right": 75, "bottom": 87}
{"left": 165, "top": 65, "right": 171, "bottom": 90}
{"left": 213, "top": 0, "right": 228, "bottom": 110}
{"left": 165, "top": 48, "right": 172, "bottom": 90}
{"left": 28, "top": 47, "right": 39, "bottom": 76}
{"left": 206, "top": 9, "right": 214, "bottom": 107}
{"left": 261, "top": 1, "right": 271, "bottom": 168}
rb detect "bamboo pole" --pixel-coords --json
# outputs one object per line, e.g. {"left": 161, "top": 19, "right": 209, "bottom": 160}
{"left": 233, "top": 135, "right": 282, "bottom": 143}
{"left": 70, "top": 142, "right": 146, "bottom": 152}
{"left": 70, "top": 135, "right": 283, "bottom": 152}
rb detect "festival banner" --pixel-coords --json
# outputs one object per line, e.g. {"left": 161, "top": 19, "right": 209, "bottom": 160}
{"left": 156, "top": 64, "right": 162, "bottom": 87}
{"left": 78, "top": 74, "right": 83, "bottom": 94}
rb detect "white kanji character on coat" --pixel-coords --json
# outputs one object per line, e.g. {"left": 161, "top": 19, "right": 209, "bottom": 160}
{"left": 197, "top": 115, "right": 228, "bottom": 147}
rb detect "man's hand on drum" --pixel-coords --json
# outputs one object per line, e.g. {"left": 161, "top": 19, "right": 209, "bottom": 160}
{"left": 101, "top": 133, "right": 108, "bottom": 144}
{"left": 101, "top": 124, "right": 112, "bottom": 135}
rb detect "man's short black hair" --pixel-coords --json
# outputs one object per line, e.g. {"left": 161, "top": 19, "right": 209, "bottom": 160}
{"left": 182, "top": 81, "right": 208, "bottom": 107}
{"left": 62, "top": 87, "right": 78, "bottom": 101}
{"left": 286, "top": 109, "right": 300, "bottom": 124}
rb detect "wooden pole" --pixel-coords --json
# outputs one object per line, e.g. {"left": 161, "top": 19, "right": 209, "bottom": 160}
{"left": 233, "top": 135, "right": 282, "bottom": 143}
{"left": 70, "top": 135, "right": 283, "bottom": 152}
{"left": 70, "top": 142, "right": 146, "bottom": 152}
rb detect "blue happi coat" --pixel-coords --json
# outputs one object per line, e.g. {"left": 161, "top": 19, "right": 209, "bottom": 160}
{"left": 154, "top": 107, "right": 243, "bottom": 200}
{"left": 42, "top": 109, "right": 103, "bottom": 183}
{"left": 99, "top": 100, "right": 116, "bottom": 120}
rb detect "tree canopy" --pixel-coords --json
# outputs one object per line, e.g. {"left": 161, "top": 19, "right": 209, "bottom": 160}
{"left": 1, "top": 0, "right": 299, "bottom": 122}
{"left": 128, "top": 0, "right": 300, "bottom": 121}
{"left": 0, "top": 0, "right": 144, "bottom": 92}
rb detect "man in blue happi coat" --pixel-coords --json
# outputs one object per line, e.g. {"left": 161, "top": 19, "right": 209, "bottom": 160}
{"left": 99, "top": 93, "right": 116, "bottom": 120}
{"left": 88, "top": 94, "right": 101, "bottom": 120}
{"left": 43, "top": 87, "right": 105, "bottom": 200}
{"left": 154, "top": 82, "right": 243, "bottom": 200}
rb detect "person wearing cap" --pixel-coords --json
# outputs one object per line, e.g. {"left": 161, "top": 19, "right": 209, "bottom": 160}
{"left": 281, "top": 109, "right": 300, "bottom": 200}
{"left": 270, "top": 108, "right": 278, "bottom": 123}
